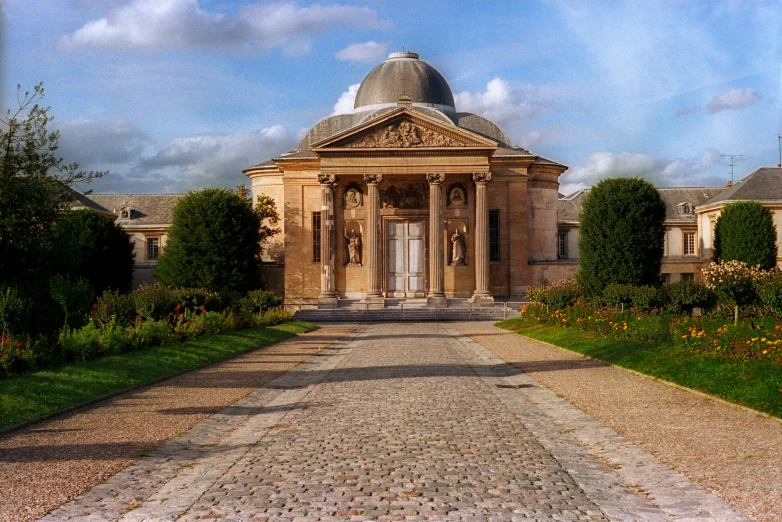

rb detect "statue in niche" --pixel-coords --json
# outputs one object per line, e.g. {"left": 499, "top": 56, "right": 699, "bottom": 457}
{"left": 451, "top": 229, "right": 466, "bottom": 265}
{"left": 345, "top": 228, "right": 362, "bottom": 266}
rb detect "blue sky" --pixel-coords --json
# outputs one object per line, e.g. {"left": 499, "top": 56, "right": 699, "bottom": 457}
{"left": 2, "top": 0, "right": 780, "bottom": 195}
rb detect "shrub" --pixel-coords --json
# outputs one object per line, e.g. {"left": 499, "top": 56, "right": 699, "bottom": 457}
{"left": 701, "top": 260, "right": 763, "bottom": 306}
{"left": 62, "top": 319, "right": 128, "bottom": 362}
{"left": 576, "top": 178, "right": 666, "bottom": 297}
{"left": 603, "top": 284, "right": 635, "bottom": 307}
{"left": 50, "top": 275, "right": 94, "bottom": 334}
{"left": 247, "top": 290, "right": 283, "bottom": 311}
{"left": 713, "top": 201, "right": 778, "bottom": 270}
{"left": 259, "top": 307, "right": 293, "bottom": 326}
{"left": 756, "top": 269, "right": 782, "bottom": 317}
{"left": 93, "top": 290, "right": 137, "bottom": 327}
{"left": 129, "top": 318, "right": 176, "bottom": 349}
{"left": 133, "top": 283, "right": 179, "bottom": 320}
{"left": 525, "top": 280, "right": 581, "bottom": 309}
{"left": 175, "top": 311, "right": 228, "bottom": 339}
{"left": 630, "top": 285, "right": 662, "bottom": 312}
{"left": 155, "top": 188, "right": 267, "bottom": 293}
{"left": 0, "top": 286, "right": 31, "bottom": 337}
{"left": 174, "top": 287, "right": 222, "bottom": 312}
{"left": 50, "top": 209, "right": 135, "bottom": 294}
{"left": 664, "top": 280, "right": 717, "bottom": 314}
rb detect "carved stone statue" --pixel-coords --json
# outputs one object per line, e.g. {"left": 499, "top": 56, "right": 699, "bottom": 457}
{"left": 344, "top": 188, "right": 361, "bottom": 209}
{"left": 345, "top": 229, "right": 362, "bottom": 266}
{"left": 451, "top": 229, "right": 466, "bottom": 265}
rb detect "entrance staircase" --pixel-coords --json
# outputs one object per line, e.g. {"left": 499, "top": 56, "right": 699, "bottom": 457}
{"left": 292, "top": 298, "right": 524, "bottom": 323}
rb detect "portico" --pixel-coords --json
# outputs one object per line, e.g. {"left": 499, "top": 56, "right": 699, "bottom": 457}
{"left": 244, "top": 51, "right": 567, "bottom": 310}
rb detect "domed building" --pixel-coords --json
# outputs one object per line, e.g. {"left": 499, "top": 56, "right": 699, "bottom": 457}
{"left": 245, "top": 52, "right": 568, "bottom": 308}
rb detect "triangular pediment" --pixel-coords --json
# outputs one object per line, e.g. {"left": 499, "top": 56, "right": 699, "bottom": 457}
{"left": 311, "top": 108, "right": 498, "bottom": 152}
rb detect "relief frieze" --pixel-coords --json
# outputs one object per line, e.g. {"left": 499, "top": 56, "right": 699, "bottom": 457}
{"left": 345, "top": 121, "right": 467, "bottom": 148}
{"left": 380, "top": 181, "right": 429, "bottom": 209}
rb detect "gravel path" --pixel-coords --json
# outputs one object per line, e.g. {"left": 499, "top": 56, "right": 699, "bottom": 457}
{"left": 461, "top": 323, "right": 782, "bottom": 522}
{"left": 0, "top": 327, "right": 353, "bottom": 522}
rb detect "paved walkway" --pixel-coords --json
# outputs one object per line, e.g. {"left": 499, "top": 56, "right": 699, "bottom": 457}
{"left": 43, "top": 324, "right": 747, "bottom": 521}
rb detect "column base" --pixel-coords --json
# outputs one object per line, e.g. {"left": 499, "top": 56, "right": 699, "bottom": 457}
{"left": 364, "top": 294, "right": 385, "bottom": 309}
{"left": 317, "top": 295, "right": 338, "bottom": 309}
{"left": 471, "top": 292, "right": 495, "bottom": 307}
{"left": 427, "top": 295, "right": 447, "bottom": 308}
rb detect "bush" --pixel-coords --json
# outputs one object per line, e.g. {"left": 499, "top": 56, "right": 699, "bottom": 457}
{"left": 713, "top": 201, "right": 778, "bottom": 270}
{"left": 576, "top": 178, "right": 666, "bottom": 297}
{"left": 756, "top": 269, "right": 782, "bottom": 317}
{"left": 664, "top": 280, "right": 717, "bottom": 314}
{"left": 247, "top": 290, "right": 283, "bottom": 311}
{"left": 133, "top": 283, "right": 179, "bottom": 320}
{"left": 155, "top": 188, "right": 267, "bottom": 293}
{"left": 525, "top": 280, "right": 582, "bottom": 309}
{"left": 603, "top": 284, "right": 635, "bottom": 307}
{"left": 702, "top": 260, "right": 763, "bottom": 306}
{"left": 0, "top": 286, "right": 31, "bottom": 337}
{"left": 93, "top": 290, "right": 137, "bottom": 327}
{"left": 175, "top": 311, "right": 228, "bottom": 339}
{"left": 62, "top": 319, "right": 128, "bottom": 362}
{"left": 50, "top": 209, "right": 135, "bottom": 294}
{"left": 174, "top": 287, "right": 222, "bottom": 312}
{"left": 630, "top": 285, "right": 661, "bottom": 312}
{"left": 259, "top": 307, "right": 294, "bottom": 326}
{"left": 129, "top": 318, "right": 176, "bottom": 348}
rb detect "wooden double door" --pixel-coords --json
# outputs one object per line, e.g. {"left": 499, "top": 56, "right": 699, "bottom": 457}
{"left": 385, "top": 219, "right": 426, "bottom": 297}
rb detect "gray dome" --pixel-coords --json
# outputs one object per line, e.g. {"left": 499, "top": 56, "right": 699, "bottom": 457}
{"left": 354, "top": 52, "right": 455, "bottom": 112}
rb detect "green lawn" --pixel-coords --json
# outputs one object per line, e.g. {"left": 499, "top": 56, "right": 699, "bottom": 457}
{"left": 0, "top": 321, "right": 318, "bottom": 430}
{"left": 495, "top": 318, "right": 782, "bottom": 418}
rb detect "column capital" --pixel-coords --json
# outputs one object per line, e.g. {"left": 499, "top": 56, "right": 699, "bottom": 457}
{"left": 363, "top": 173, "right": 383, "bottom": 184}
{"left": 317, "top": 173, "right": 338, "bottom": 186}
{"left": 426, "top": 172, "right": 445, "bottom": 185}
{"left": 472, "top": 172, "right": 492, "bottom": 184}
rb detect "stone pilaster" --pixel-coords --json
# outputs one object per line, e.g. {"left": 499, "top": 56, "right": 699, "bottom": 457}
{"left": 364, "top": 173, "right": 384, "bottom": 308}
{"left": 317, "top": 174, "right": 338, "bottom": 308}
{"left": 472, "top": 172, "right": 494, "bottom": 305}
{"left": 426, "top": 172, "right": 446, "bottom": 307}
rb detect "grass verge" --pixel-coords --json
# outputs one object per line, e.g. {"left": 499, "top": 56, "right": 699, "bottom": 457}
{"left": 0, "top": 322, "right": 319, "bottom": 430}
{"left": 496, "top": 318, "right": 782, "bottom": 418}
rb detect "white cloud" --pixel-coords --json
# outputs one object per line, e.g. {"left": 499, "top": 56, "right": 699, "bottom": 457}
{"left": 560, "top": 147, "right": 728, "bottom": 195}
{"left": 59, "top": 0, "right": 393, "bottom": 54}
{"left": 56, "top": 118, "right": 151, "bottom": 165}
{"left": 454, "top": 78, "right": 559, "bottom": 128}
{"left": 675, "top": 106, "right": 699, "bottom": 117}
{"left": 518, "top": 130, "right": 541, "bottom": 150}
{"left": 335, "top": 41, "right": 388, "bottom": 63}
{"left": 141, "top": 126, "right": 298, "bottom": 186}
{"left": 331, "top": 83, "right": 360, "bottom": 115}
{"left": 706, "top": 87, "right": 760, "bottom": 113}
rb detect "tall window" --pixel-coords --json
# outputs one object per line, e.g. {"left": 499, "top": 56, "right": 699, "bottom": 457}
{"left": 489, "top": 210, "right": 500, "bottom": 262}
{"left": 683, "top": 231, "right": 696, "bottom": 256}
{"left": 147, "top": 237, "right": 159, "bottom": 260}
{"left": 312, "top": 212, "right": 321, "bottom": 262}
{"left": 557, "top": 232, "right": 568, "bottom": 259}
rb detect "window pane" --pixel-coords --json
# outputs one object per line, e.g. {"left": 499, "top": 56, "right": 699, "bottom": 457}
{"left": 489, "top": 210, "right": 500, "bottom": 262}
{"left": 312, "top": 212, "right": 321, "bottom": 262}
{"left": 147, "top": 238, "right": 159, "bottom": 260}
{"left": 558, "top": 233, "right": 567, "bottom": 259}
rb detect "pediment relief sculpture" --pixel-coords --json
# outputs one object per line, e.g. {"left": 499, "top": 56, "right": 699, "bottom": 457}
{"left": 345, "top": 121, "right": 468, "bottom": 148}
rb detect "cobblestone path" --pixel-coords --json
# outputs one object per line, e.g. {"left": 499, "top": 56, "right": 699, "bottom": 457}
{"left": 43, "top": 324, "right": 747, "bottom": 521}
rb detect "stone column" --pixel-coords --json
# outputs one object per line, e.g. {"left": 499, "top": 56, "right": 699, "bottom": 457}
{"left": 317, "top": 174, "right": 338, "bottom": 308}
{"left": 472, "top": 172, "right": 494, "bottom": 305}
{"left": 364, "top": 173, "right": 384, "bottom": 308}
{"left": 426, "top": 172, "right": 446, "bottom": 307}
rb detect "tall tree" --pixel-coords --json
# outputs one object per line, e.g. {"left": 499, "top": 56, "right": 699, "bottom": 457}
{"left": 576, "top": 178, "right": 666, "bottom": 297}
{"left": 51, "top": 209, "right": 135, "bottom": 294}
{"left": 0, "top": 83, "right": 104, "bottom": 287}
{"left": 713, "top": 201, "right": 778, "bottom": 270}
{"left": 155, "top": 188, "right": 267, "bottom": 293}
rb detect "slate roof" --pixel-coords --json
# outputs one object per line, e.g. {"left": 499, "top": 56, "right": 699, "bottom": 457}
{"left": 71, "top": 193, "right": 184, "bottom": 226}
{"left": 701, "top": 167, "right": 782, "bottom": 207}
{"left": 558, "top": 186, "right": 726, "bottom": 223}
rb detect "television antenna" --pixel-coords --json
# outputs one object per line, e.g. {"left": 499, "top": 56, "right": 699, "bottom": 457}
{"left": 720, "top": 153, "right": 743, "bottom": 184}
{"left": 777, "top": 135, "right": 781, "bottom": 167}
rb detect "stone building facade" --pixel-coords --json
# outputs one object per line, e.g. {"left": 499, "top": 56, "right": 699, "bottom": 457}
{"left": 244, "top": 52, "right": 567, "bottom": 308}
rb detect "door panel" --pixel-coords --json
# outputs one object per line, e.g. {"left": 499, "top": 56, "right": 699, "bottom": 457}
{"left": 386, "top": 219, "right": 426, "bottom": 297}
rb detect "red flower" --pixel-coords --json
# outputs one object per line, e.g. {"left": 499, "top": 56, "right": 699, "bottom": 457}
{"left": 175, "top": 304, "right": 182, "bottom": 313}
{"left": 104, "top": 303, "right": 110, "bottom": 309}
{"left": 199, "top": 305, "right": 206, "bottom": 312}
{"left": 17, "top": 341, "right": 23, "bottom": 349}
